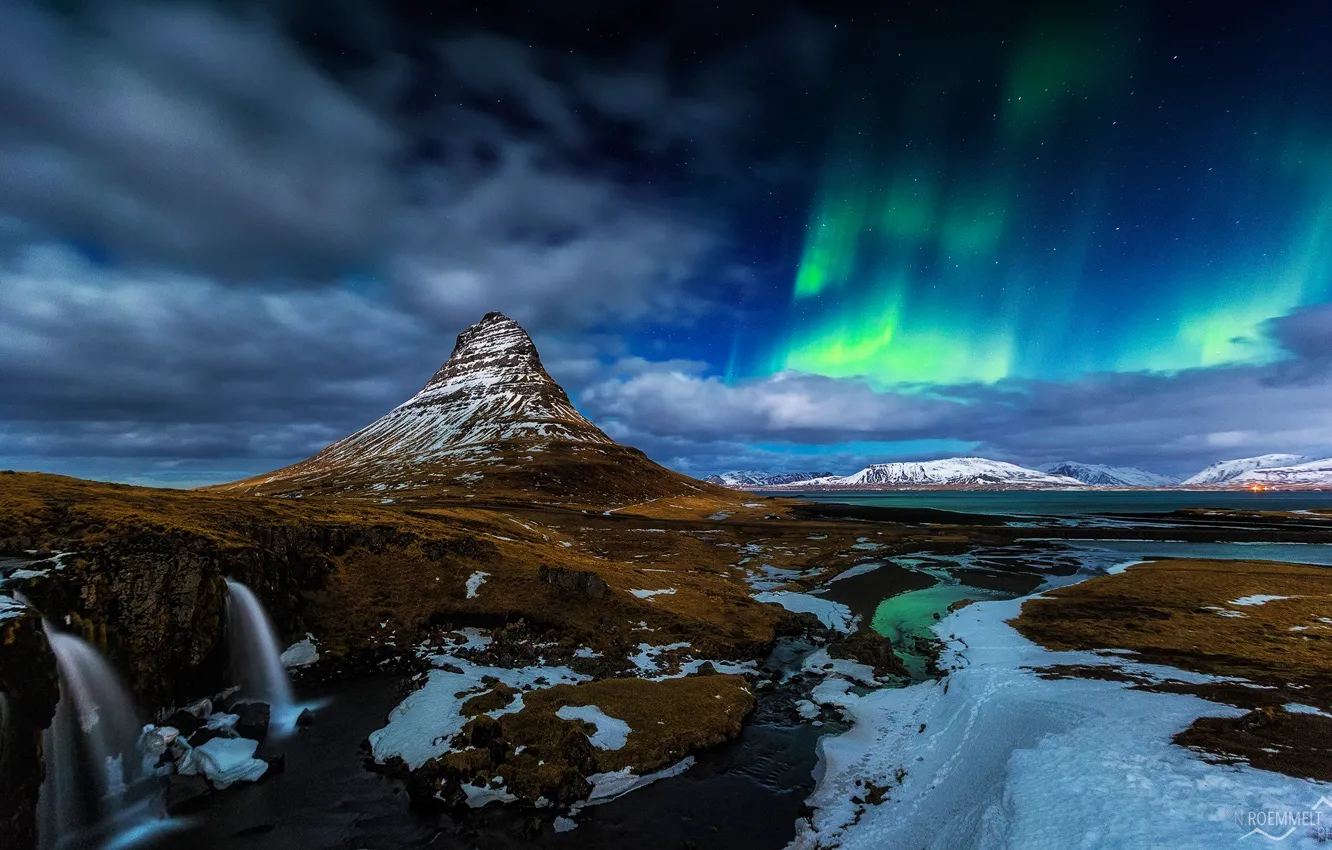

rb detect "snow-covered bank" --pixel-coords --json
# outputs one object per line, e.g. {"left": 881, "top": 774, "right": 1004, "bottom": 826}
{"left": 792, "top": 595, "right": 1332, "bottom": 849}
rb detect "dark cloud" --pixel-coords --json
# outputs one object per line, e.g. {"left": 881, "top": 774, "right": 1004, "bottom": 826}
{"left": 1269, "top": 304, "right": 1332, "bottom": 362}
{"left": 1, "top": 0, "right": 1329, "bottom": 485}
{"left": 0, "top": 1, "right": 399, "bottom": 279}
{"left": 580, "top": 349, "right": 1332, "bottom": 478}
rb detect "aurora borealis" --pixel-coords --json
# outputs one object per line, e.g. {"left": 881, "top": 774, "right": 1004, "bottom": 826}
{"left": 761, "top": 5, "right": 1332, "bottom": 386}
{"left": 2, "top": 0, "right": 1331, "bottom": 483}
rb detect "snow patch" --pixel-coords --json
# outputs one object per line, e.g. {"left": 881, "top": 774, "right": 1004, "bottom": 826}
{"left": 556, "top": 705, "right": 631, "bottom": 750}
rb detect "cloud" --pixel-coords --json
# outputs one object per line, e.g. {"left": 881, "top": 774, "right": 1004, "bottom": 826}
{"left": 579, "top": 343, "right": 1332, "bottom": 476}
{"left": 0, "top": 1, "right": 398, "bottom": 279}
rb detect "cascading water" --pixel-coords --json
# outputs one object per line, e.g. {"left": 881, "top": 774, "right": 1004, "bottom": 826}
{"left": 37, "top": 626, "right": 165, "bottom": 850}
{"left": 224, "top": 579, "right": 297, "bottom": 732}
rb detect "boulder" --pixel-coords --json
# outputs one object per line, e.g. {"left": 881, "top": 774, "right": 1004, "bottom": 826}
{"left": 230, "top": 701, "right": 271, "bottom": 744}
{"left": 538, "top": 565, "right": 607, "bottom": 601}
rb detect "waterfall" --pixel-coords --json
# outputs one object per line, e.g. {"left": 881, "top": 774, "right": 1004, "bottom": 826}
{"left": 224, "top": 580, "right": 296, "bottom": 733}
{"left": 37, "top": 626, "right": 165, "bottom": 850}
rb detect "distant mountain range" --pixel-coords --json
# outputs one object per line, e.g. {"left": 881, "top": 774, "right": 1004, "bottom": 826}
{"left": 1180, "top": 454, "right": 1310, "bottom": 485}
{"left": 708, "top": 453, "right": 1332, "bottom": 490}
{"left": 1038, "top": 462, "right": 1179, "bottom": 487}
{"left": 702, "top": 470, "right": 836, "bottom": 487}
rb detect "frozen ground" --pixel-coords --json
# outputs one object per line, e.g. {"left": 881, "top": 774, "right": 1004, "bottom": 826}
{"left": 790, "top": 594, "right": 1332, "bottom": 849}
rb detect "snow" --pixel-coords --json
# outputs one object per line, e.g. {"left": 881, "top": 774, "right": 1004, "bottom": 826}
{"left": 704, "top": 470, "right": 836, "bottom": 487}
{"left": 829, "top": 562, "right": 883, "bottom": 582}
{"left": 1232, "top": 457, "right": 1332, "bottom": 487}
{"left": 791, "top": 595, "right": 1332, "bottom": 850}
{"left": 579, "top": 757, "right": 696, "bottom": 807}
{"left": 465, "top": 571, "right": 489, "bottom": 599}
{"left": 178, "top": 737, "right": 268, "bottom": 789}
{"left": 255, "top": 313, "right": 615, "bottom": 486}
{"left": 279, "top": 634, "right": 319, "bottom": 668}
{"left": 628, "top": 642, "right": 692, "bottom": 675}
{"left": 1183, "top": 454, "right": 1310, "bottom": 485}
{"left": 629, "top": 588, "right": 676, "bottom": 599}
{"left": 1230, "top": 594, "right": 1294, "bottom": 606}
{"left": 573, "top": 647, "right": 601, "bottom": 659}
{"left": 1285, "top": 704, "right": 1332, "bottom": 718}
{"left": 754, "top": 591, "right": 854, "bottom": 632}
{"left": 1039, "top": 461, "right": 1178, "bottom": 487}
{"left": 553, "top": 816, "right": 579, "bottom": 832}
{"left": 369, "top": 645, "right": 586, "bottom": 770}
{"left": 556, "top": 705, "right": 631, "bottom": 750}
{"left": 0, "top": 594, "right": 25, "bottom": 621}
{"left": 463, "top": 779, "right": 519, "bottom": 808}
{"left": 789, "top": 457, "right": 1086, "bottom": 489}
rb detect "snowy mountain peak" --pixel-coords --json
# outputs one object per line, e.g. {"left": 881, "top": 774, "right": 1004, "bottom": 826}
{"left": 1182, "top": 454, "right": 1310, "bottom": 486}
{"left": 1230, "top": 457, "right": 1332, "bottom": 488}
{"left": 1038, "top": 462, "right": 1178, "bottom": 488}
{"left": 704, "top": 470, "right": 836, "bottom": 488}
{"left": 310, "top": 313, "right": 613, "bottom": 467}
{"left": 773, "top": 457, "right": 1085, "bottom": 489}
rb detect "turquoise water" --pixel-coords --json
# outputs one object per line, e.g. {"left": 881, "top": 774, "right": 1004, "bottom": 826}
{"left": 791, "top": 490, "right": 1332, "bottom": 516}
{"left": 870, "top": 584, "right": 1016, "bottom": 677}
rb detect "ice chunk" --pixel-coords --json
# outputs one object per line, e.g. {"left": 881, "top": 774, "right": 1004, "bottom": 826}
{"left": 179, "top": 737, "right": 268, "bottom": 789}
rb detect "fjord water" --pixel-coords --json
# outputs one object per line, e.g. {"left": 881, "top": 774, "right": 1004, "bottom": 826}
{"left": 37, "top": 627, "right": 166, "bottom": 850}
{"left": 224, "top": 580, "right": 297, "bottom": 733}
{"left": 791, "top": 489, "right": 1332, "bottom": 515}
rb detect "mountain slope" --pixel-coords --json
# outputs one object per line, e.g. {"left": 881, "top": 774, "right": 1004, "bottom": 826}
{"left": 704, "top": 470, "right": 836, "bottom": 488}
{"left": 1230, "top": 458, "right": 1332, "bottom": 488}
{"left": 1039, "top": 462, "right": 1178, "bottom": 488}
{"left": 1182, "top": 454, "right": 1309, "bottom": 486}
{"left": 776, "top": 457, "right": 1085, "bottom": 489}
{"left": 214, "top": 312, "right": 719, "bottom": 506}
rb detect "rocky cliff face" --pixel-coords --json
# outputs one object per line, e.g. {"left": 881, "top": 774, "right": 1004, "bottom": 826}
{"left": 0, "top": 603, "right": 58, "bottom": 849}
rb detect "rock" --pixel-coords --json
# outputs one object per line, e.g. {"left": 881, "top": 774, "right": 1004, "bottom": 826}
{"left": 263, "top": 753, "right": 286, "bottom": 776}
{"left": 189, "top": 726, "right": 224, "bottom": 748}
{"left": 0, "top": 605, "right": 59, "bottom": 850}
{"left": 165, "top": 709, "right": 205, "bottom": 738}
{"left": 182, "top": 697, "right": 213, "bottom": 718}
{"left": 828, "top": 632, "right": 909, "bottom": 678}
{"left": 166, "top": 773, "right": 212, "bottom": 814}
{"left": 296, "top": 708, "right": 315, "bottom": 728}
{"left": 538, "top": 565, "right": 607, "bottom": 600}
{"left": 946, "top": 598, "right": 976, "bottom": 614}
{"left": 231, "top": 701, "right": 271, "bottom": 744}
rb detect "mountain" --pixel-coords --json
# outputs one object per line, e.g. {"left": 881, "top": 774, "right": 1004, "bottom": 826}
{"left": 1182, "top": 454, "right": 1310, "bottom": 486}
{"left": 1230, "top": 458, "right": 1332, "bottom": 488}
{"left": 1038, "top": 462, "right": 1178, "bottom": 488}
{"left": 704, "top": 470, "right": 836, "bottom": 488}
{"left": 773, "top": 457, "right": 1086, "bottom": 489}
{"left": 215, "top": 312, "right": 719, "bottom": 506}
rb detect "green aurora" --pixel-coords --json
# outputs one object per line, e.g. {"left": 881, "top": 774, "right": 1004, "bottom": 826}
{"left": 771, "top": 15, "right": 1332, "bottom": 387}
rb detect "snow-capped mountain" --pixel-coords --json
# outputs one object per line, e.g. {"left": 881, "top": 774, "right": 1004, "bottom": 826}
{"left": 1038, "top": 462, "right": 1178, "bottom": 488}
{"left": 286, "top": 311, "right": 614, "bottom": 466}
{"left": 1182, "top": 454, "right": 1310, "bottom": 486}
{"left": 216, "top": 312, "right": 715, "bottom": 504}
{"left": 704, "top": 470, "right": 836, "bottom": 488}
{"left": 1230, "top": 457, "right": 1332, "bottom": 488}
{"left": 776, "top": 457, "right": 1085, "bottom": 489}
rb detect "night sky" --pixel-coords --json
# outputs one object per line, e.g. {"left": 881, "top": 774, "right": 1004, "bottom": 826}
{"left": 2, "top": 0, "right": 1332, "bottom": 486}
